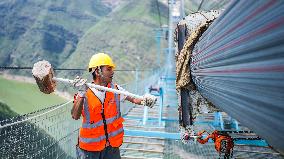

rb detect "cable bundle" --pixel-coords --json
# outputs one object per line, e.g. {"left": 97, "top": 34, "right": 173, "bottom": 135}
{"left": 191, "top": 0, "right": 284, "bottom": 154}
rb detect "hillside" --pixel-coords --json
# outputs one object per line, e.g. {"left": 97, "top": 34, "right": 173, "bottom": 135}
{"left": 184, "top": 0, "right": 229, "bottom": 14}
{"left": 0, "top": 0, "right": 112, "bottom": 71}
{"left": 0, "top": 76, "right": 66, "bottom": 114}
{"left": 0, "top": 101, "right": 17, "bottom": 120}
{"left": 0, "top": 0, "right": 229, "bottom": 84}
{"left": 60, "top": 0, "right": 168, "bottom": 83}
{"left": 0, "top": 101, "right": 72, "bottom": 158}
{"left": 0, "top": 0, "right": 168, "bottom": 84}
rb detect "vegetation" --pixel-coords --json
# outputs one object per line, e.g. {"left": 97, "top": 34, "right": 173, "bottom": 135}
{"left": 0, "top": 0, "right": 111, "bottom": 73}
{"left": 0, "top": 76, "right": 66, "bottom": 115}
{"left": 0, "top": 92, "right": 71, "bottom": 158}
{"left": 59, "top": 0, "right": 168, "bottom": 84}
{"left": 184, "top": 0, "right": 230, "bottom": 14}
{"left": 0, "top": 0, "right": 168, "bottom": 85}
{"left": 0, "top": 101, "right": 17, "bottom": 120}
{"left": 0, "top": 0, "right": 229, "bottom": 113}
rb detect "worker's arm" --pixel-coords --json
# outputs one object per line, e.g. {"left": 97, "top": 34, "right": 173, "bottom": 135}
{"left": 71, "top": 96, "right": 84, "bottom": 120}
{"left": 71, "top": 77, "right": 88, "bottom": 120}
{"left": 71, "top": 86, "right": 87, "bottom": 120}
{"left": 125, "top": 96, "right": 143, "bottom": 105}
{"left": 117, "top": 85, "right": 156, "bottom": 108}
{"left": 117, "top": 85, "right": 143, "bottom": 105}
{"left": 125, "top": 94, "right": 156, "bottom": 108}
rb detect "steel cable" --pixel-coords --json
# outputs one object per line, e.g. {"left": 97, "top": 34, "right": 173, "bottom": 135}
{"left": 190, "top": 0, "right": 284, "bottom": 154}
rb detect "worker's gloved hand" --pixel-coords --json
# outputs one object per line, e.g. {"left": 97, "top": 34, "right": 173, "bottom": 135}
{"left": 141, "top": 93, "right": 157, "bottom": 108}
{"left": 73, "top": 76, "right": 88, "bottom": 98}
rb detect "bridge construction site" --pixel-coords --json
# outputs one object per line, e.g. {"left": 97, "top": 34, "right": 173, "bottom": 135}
{"left": 0, "top": 0, "right": 284, "bottom": 159}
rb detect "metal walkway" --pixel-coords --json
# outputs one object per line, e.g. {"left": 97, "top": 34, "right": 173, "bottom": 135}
{"left": 120, "top": 69, "right": 179, "bottom": 159}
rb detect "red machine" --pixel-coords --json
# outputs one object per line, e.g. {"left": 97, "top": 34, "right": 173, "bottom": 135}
{"left": 197, "top": 130, "right": 234, "bottom": 158}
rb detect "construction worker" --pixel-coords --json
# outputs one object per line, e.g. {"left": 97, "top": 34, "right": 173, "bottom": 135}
{"left": 71, "top": 53, "right": 156, "bottom": 159}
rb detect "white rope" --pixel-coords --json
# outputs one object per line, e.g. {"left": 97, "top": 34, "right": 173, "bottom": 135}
{"left": 0, "top": 100, "right": 73, "bottom": 129}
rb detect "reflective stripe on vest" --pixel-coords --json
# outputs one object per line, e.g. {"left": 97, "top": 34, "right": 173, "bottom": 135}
{"left": 82, "top": 83, "right": 120, "bottom": 129}
{"left": 79, "top": 127, "right": 124, "bottom": 143}
{"left": 82, "top": 113, "right": 120, "bottom": 128}
{"left": 80, "top": 135, "right": 106, "bottom": 143}
{"left": 109, "top": 127, "right": 124, "bottom": 138}
{"left": 83, "top": 96, "right": 90, "bottom": 123}
{"left": 111, "top": 83, "right": 121, "bottom": 117}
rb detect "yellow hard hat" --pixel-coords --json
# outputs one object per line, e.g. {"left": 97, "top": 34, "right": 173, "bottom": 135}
{"left": 88, "top": 53, "right": 115, "bottom": 72}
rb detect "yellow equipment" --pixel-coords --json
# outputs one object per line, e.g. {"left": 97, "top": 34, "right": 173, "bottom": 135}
{"left": 88, "top": 53, "right": 115, "bottom": 71}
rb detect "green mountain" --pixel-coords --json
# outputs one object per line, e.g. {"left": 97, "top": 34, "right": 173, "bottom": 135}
{"left": 0, "top": 0, "right": 111, "bottom": 68}
{"left": 0, "top": 0, "right": 228, "bottom": 84}
{"left": 60, "top": 0, "right": 168, "bottom": 83}
{"left": 0, "top": 101, "right": 17, "bottom": 120}
{"left": 0, "top": 0, "right": 168, "bottom": 84}
{"left": 184, "top": 0, "right": 229, "bottom": 14}
{"left": 0, "top": 76, "right": 66, "bottom": 114}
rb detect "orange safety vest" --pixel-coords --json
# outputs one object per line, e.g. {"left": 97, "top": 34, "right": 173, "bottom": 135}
{"left": 78, "top": 83, "right": 124, "bottom": 151}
